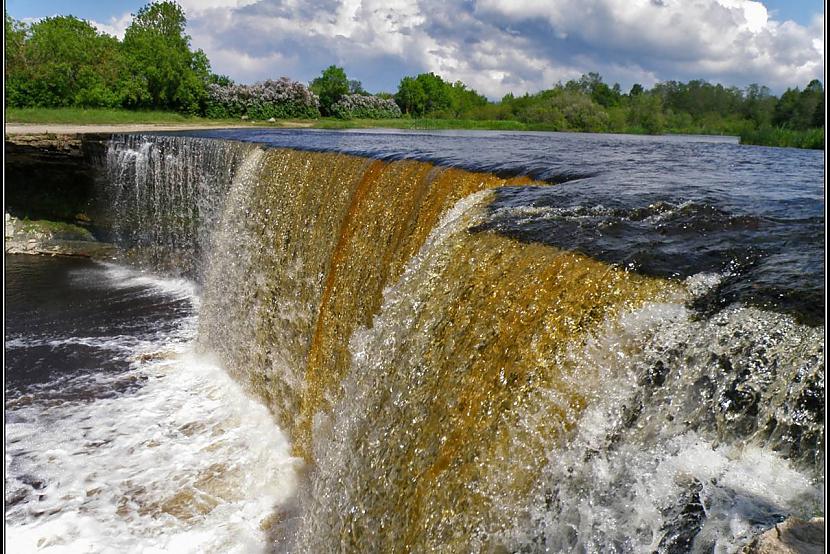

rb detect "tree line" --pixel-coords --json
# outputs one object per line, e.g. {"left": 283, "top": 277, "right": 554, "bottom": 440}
{"left": 4, "top": 2, "right": 824, "bottom": 147}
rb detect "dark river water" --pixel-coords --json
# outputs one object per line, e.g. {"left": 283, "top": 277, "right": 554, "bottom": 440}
{"left": 183, "top": 128, "right": 825, "bottom": 325}
{"left": 4, "top": 255, "right": 299, "bottom": 551}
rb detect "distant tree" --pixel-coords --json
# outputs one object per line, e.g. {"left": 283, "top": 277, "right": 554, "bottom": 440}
{"left": 797, "top": 80, "right": 824, "bottom": 129}
{"left": 395, "top": 75, "right": 427, "bottom": 115}
{"left": 310, "top": 65, "right": 350, "bottom": 115}
{"left": 812, "top": 94, "right": 824, "bottom": 128}
{"left": 773, "top": 87, "right": 801, "bottom": 128}
{"left": 348, "top": 79, "right": 366, "bottom": 95}
{"left": 4, "top": 14, "right": 28, "bottom": 74}
{"left": 121, "top": 1, "right": 210, "bottom": 112}
{"left": 629, "top": 83, "right": 644, "bottom": 96}
{"left": 209, "top": 73, "right": 234, "bottom": 87}
{"left": 445, "top": 80, "right": 488, "bottom": 117}
{"left": 393, "top": 72, "right": 467, "bottom": 117}
{"left": 7, "top": 16, "right": 122, "bottom": 107}
{"left": 416, "top": 72, "right": 452, "bottom": 114}
{"left": 742, "top": 84, "right": 775, "bottom": 127}
{"left": 628, "top": 93, "right": 665, "bottom": 134}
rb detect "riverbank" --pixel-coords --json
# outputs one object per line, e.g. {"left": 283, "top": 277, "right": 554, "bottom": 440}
{"left": 5, "top": 213, "right": 116, "bottom": 258}
{"left": 6, "top": 108, "right": 823, "bottom": 149}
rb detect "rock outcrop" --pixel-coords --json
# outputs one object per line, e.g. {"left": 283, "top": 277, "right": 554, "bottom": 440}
{"left": 743, "top": 517, "right": 824, "bottom": 554}
{"left": 5, "top": 213, "right": 115, "bottom": 259}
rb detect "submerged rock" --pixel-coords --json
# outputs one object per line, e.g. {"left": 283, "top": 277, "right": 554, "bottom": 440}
{"left": 743, "top": 517, "right": 824, "bottom": 554}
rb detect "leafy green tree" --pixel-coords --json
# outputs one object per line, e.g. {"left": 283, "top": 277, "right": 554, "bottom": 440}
{"left": 121, "top": 1, "right": 210, "bottom": 112}
{"left": 395, "top": 75, "right": 427, "bottom": 115}
{"left": 7, "top": 16, "right": 122, "bottom": 107}
{"left": 4, "top": 14, "right": 27, "bottom": 73}
{"left": 627, "top": 93, "right": 665, "bottom": 134}
{"left": 416, "top": 72, "right": 451, "bottom": 114}
{"left": 310, "top": 65, "right": 350, "bottom": 115}
{"left": 446, "top": 80, "right": 488, "bottom": 117}
{"left": 348, "top": 79, "right": 366, "bottom": 95}
{"left": 209, "top": 73, "right": 234, "bottom": 86}
{"left": 743, "top": 83, "right": 775, "bottom": 127}
{"left": 629, "top": 83, "right": 644, "bottom": 96}
{"left": 796, "top": 80, "right": 823, "bottom": 129}
{"left": 812, "top": 94, "right": 824, "bottom": 128}
{"left": 394, "top": 73, "right": 466, "bottom": 117}
{"left": 773, "top": 87, "right": 802, "bottom": 128}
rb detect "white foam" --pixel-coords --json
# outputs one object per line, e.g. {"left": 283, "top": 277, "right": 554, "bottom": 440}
{"left": 5, "top": 340, "right": 302, "bottom": 553}
{"left": 72, "top": 262, "right": 200, "bottom": 305}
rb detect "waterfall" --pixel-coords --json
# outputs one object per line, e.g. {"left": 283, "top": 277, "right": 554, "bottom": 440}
{"left": 102, "top": 134, "right": 823, "bottom": 552}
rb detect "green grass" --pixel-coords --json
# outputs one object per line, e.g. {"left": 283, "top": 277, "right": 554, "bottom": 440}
{"left": 314, "top": 117, "right": 532, "bottom": 131}
{"left": 7, "top": 107, "right": 202, "bottom": 124}
{"left": 18, "top": 218, "right": 95, "bottom": 241}
{"left": 5, "top": 107, "right": 305, "bottom": 127}
{"left": 739, "top": 126, "right": 824, "bottom": 149}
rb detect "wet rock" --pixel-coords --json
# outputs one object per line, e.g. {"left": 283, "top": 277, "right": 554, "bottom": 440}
{"left": 656, "top": 480, "right": 706, "bottom": 553}
{"left": 742, "top": 517, "right": 824, "bottom": 553}
{"left": 4, "top": 213, "right": 116, "bottom": 259}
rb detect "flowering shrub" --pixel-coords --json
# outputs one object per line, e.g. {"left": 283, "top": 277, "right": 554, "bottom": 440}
{"left": 330, "top": 94, "right": 402, "bottom": 119}
{"left": 205, "top": 78, "right": 320, "bottom": 119}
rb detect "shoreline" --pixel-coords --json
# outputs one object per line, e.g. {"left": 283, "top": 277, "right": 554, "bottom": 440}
{"left": 4, "top": 121, "right": 314, "bottom": 135}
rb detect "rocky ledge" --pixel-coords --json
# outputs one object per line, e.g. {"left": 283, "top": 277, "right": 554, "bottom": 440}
{"left": 5, "top": 213, "right": 116, "bottom": 259}
{"left": 743, "top": 517, "right": 824, "bottom": 554}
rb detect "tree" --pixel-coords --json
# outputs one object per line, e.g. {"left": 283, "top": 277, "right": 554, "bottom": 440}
{"left": 395, "top": 75, "right": 426, "bottom": 115}
{"left": 394, "top": 73, "right": 456, "bottom": 117}
{"left": 446, "top": 80, "right": 488, "bottom": 117}
{"left": 4, "top": 14, "right": 28, "bottom": 75}
{"left": 629, "top": 83, "right": 644, "bottom": 96}
{"left": 348, "top": 79, "right": 366, "bottom": 95}
{"left": 309, "top": 65, "right": 350, "bottom": 115}
{"left": 121, "top": 1, "right": 210, "bottom": 112}
{"left": 7, "top": 16, "right": 122, "bottom": 107}
{"left": 628, "top": 93, "right": 665, "bottom": 134}
{"left": 743, "top": 83, "right": 775, "bottom": 126}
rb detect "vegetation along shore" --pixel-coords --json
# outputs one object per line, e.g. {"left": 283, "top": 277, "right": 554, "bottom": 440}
{"left": 5, "top": 2, "right": 824, "bottom": 149}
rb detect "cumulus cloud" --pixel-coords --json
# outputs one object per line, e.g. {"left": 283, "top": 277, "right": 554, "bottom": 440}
{"left": 180, "top": 0, "right": 823, "bottom": 97}
{"left": 90, "top": 12, "right": 133, "bottom": 39}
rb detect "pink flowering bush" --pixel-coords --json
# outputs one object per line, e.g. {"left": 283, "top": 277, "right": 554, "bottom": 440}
{"left": 205, "top": 78, "right": 320, "bottom": 119}
{"left": 330, "top": 94, "right": 402, "bottom": 119}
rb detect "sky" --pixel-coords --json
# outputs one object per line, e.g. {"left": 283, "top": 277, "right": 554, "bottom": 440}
{"left": 6, "top": 0, "right": 825, "bottom": 98}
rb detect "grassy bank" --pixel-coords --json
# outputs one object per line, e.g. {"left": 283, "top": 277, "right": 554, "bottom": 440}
{"left": 6, "top": 107, "right": 204, "bottom": 124}
{"left": 5, "top": 107, "right": 307, "bottom": 127}
{"left": 738, "top": 126, "right": 824, "bottom": 149}
{"left": 6, "top": 107, "right": 824, "bottom": 149}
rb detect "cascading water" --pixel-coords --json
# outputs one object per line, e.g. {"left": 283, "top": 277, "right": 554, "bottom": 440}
{"left": 92, "top": 132, "right": 823, "bottom": 552}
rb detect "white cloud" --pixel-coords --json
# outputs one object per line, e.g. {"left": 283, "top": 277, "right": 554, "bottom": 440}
{"left": 178, "top": 0, "right": 824, "bottom": 97}
{"left": 90, "top": 12, "right": 133, "bottom": 39}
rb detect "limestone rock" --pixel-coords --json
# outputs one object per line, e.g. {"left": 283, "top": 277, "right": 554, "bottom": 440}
{"left": 743, "top": 517, "right": 824, "bottom": 554}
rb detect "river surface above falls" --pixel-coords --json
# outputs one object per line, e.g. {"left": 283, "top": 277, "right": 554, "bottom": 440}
{"left": 173, "top": 128, "right": 825, "bottom": 324}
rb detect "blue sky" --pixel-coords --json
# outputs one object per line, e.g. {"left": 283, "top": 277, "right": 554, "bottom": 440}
{"left": 6, "top": 0, "right": 825, "bottom": 98}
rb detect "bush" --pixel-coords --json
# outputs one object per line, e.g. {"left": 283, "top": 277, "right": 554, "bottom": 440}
{"left": 740, "top": 126, "right": 824, "bottom": 149}
{"left": 331, "top": 94, "right": 402, "bottom": 119}
{"left": 205, "top": 78, "right": 320, "bottom": 119}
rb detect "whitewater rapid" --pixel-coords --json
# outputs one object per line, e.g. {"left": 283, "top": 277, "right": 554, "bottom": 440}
{"left": 5, "top": 262, "right": 302, "bottom": 553}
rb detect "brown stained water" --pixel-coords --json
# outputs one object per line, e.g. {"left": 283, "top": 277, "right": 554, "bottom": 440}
{"left": 17, "top": 131, "right": 822, "bottom": 552}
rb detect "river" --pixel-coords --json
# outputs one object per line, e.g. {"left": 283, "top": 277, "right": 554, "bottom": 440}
{"left": 5, "top": 129, "right": 824, "bottom": 552}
